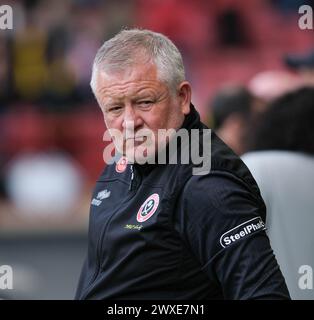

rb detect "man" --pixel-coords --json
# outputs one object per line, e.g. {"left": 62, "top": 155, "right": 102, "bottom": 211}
{"left": 75, "top": 29, "right": 290, "bottom": 300}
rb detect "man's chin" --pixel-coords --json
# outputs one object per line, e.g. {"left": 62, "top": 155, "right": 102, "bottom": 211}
{"left": 124, "top": 146, "right": 156, "bottom": 165}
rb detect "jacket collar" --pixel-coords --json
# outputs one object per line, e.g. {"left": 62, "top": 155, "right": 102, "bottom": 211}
{"left": 181, "top": 103, "right": 202, "bottom": 131}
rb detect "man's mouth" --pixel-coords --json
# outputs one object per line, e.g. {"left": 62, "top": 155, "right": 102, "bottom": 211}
{"left": 126, "top": 136, "right": 147, "bottom": 142}
{"left": 125, "top": 136, "right": 148, "bottom": 147}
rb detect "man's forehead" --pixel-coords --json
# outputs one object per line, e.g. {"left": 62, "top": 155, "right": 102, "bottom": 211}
{"left": 95, "top": 64, "right": 165, "bottom": 99}
{"left": 97, "top": 62, "right": 159, "bottom": 85}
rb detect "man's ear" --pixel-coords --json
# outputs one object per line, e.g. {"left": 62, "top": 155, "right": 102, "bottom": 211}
{"left": 178, "top": 81, "right": 192, "bottom": 115}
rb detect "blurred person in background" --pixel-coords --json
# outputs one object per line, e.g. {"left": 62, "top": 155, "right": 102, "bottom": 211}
{"left": 75, "top": 28, "right": 290, "bottom": 300}
{"left": 11, "top": 2, "right": 48, "bottom": 103}
{"left": 210, "top": 85, "right": 254, "bottom": 155}
{"left": 247, "top": 70, "right": 302, "bottom": 113}
{"left": 285, "top": 49, "right": 314, "bottom": 86}
{"left": 242, "top": 87, "right": 314, "bottom": 299}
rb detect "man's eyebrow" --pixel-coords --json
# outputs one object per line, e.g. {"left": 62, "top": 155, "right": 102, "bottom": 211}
{"left": 101, "top": 96, "right": 123, "bottom": 106}
{"left": 133, "top": 89, "right": 157, "bottom": 98}
{"left": 101, "top": 101, "right": 120, "bottom": 111}
{"left": 134, "top": 94, "right": 155, "bottom": 100}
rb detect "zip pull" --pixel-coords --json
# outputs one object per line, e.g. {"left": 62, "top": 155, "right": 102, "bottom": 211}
{"left": 129, "top": 164, "right": 134, "bottom": 191}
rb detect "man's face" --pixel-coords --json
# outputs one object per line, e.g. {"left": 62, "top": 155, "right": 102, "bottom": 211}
{"left": 94, "top": 62, "right": 190, "bottom": 163}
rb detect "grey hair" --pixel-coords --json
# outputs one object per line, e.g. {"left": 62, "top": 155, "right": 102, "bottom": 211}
{"left": 90, "top": 28, "right": 186, "bottom": 94}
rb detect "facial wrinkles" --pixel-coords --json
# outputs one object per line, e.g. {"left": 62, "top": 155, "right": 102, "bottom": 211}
{"left": 99, "top": 80, "right": 170, "bottom": 111}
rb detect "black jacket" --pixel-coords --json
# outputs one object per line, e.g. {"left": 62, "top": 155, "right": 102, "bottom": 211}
{"left": 75, "top": 104, "right": 290, "bottom": 300}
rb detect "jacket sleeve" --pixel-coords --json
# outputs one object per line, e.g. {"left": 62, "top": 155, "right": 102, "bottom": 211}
{"left": 174, "top": 170, "right": 290, "bottom": 300}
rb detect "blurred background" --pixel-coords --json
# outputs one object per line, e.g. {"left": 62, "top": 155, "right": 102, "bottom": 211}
{"left": 0, "top": 0, "right": 313, "bottom": 299}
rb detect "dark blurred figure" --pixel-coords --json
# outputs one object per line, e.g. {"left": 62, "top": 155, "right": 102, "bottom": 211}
{"left": 248, "top": 87, "right": 314, "bottom": 153}
{"left": 41, "top": 23, "right": 78, "bottom": 112}
{"left": 285, "top": 49, "right": 314, "bottom": 87}
{"left": 0, "top": 34, "right": 12, "bottom": 111}
{"left": 210, "top": 85, "right": 253, "bottom": 155}
{"left": 242, "top": 87, "right": 314, "bottom": 299}
{"left": 216, "top": 7, "right": 251, "bottom": 47}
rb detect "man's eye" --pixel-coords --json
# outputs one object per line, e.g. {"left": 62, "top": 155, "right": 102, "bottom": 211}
{"left": 108, "top": 106, "right": 122, "bottom": 113}
{"left": 138, "top": 101, "right": 153, "bottom": 107}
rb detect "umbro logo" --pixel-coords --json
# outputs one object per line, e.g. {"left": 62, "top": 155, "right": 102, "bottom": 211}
{"left": 91, "top": 189, "right": 111, "bottom": 206}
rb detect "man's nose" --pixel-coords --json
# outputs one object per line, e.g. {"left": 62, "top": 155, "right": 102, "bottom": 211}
{"left": 122, "top": 105, "right": 143, "bottom": 132}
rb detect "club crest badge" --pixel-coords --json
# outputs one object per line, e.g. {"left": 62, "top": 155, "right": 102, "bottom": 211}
{"left": 136, "top": 193, "right": 160, "bottom": 222}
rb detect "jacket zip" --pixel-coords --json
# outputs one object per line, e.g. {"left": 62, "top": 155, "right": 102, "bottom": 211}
{"left": 129, "top": 164, "right": 134, "bottom": 191}
{"left": 80, "top": 164, "right": 140, "bottom": 299}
